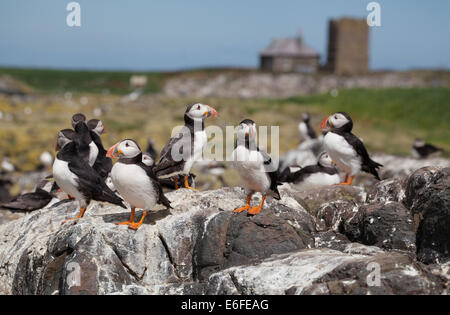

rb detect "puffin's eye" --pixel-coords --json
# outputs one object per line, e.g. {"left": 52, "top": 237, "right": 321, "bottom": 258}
{"left": 197, "top": 105, "right": 201, "bottom": 110}
{"left": 125, "top": 142, "right": 129, "bottom": 147}
{"left": 334, "top": 115, "right": 338, "bottom": 120}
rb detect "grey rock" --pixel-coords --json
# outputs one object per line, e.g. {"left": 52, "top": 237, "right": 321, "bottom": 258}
{"left": 206, "top": 247, "right": 446, "bottom": 295}
{"left": 340, "top": 202, "right": 416, "bottom": 253}
{"left": 404, "top": 167, "right": 450, "bottom": 264}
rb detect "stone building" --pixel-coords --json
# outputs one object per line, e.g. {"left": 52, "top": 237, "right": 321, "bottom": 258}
{"left": 326, "top": 18, "right": 369, "bottom": 75}
{"left": 260, "top": 30, "right": 320, "bottom": 73}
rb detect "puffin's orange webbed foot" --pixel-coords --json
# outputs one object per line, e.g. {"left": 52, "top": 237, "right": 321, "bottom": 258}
{"left": 116, "top": 208, "right": 135, "bottom": 226}
{"left": 184, "top": 175, "right": 198, "bottom": 191}
{"left": 247, "top": 195, "right": 266, "bottom": 216}
{"left": 233, "top": 195, "right": 252, "bottom": 213}
{"left": 128, "top": 211, "right": 147, "bottom": 230}
{"left": 337, "top": 175, "right": 354, "bottom": 186}
{"left": 233, "top": 205, "right": 250, "bottom": 213}
{"left": 247, "top": 206, "right": 262, "bottom": 215}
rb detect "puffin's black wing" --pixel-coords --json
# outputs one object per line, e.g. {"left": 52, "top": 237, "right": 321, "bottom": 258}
{"left": 90, "top": 130, "right": 112, "bottom": 178}
{"left": 146, "top": 142, "right": 158, "bottom": 161}
{"left": 306, "top": 122, "right": 317, "bottom": 139}
{"left": 1, "top": 189, "right": 52, "bottom": 211}
{"left": 68, "top": 159, "right": 126, "bottom": 208}
{"left": 343, "top": 132, "right": 383, "bottom": 180}
{"left": 73, "top": 123, "right": 92, "bottom": 164}
{"left": 417, "top": 144, "right": 442, "bottom": 157}
{"left": 154, "top": 129, "right": 192, "bottom": 177}
{"left": 258, "top": 148, "right": 281, "bottom": 200}
{"left": 137, "top": 162, "right": 172, "bottom": 209}
{"left": 281, "top": 165, "right": 338, "bottom": 184}
{"left": 90, "top": 132, "right": 107, "bottom": 155}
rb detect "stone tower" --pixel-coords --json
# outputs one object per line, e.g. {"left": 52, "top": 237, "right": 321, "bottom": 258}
{"left": 326, "top": 18, "right": 369, "bottom": 75}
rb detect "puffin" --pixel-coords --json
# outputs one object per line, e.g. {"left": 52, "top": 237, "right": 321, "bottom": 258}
{"left": 320, "top": 112, "right": 382, "bottom": 185}
{"left": 87, "top": 118, "right": 113, "bottom": 179}
{"left": 298, "top": 112, "right": 317, "bottom": 141}
{"left": 153, "top": 103, "right": 218, "bottom": 190}
{"left": 280, "top": 152, "right": 340, "bottom": 188}
{"left": 412, "top": 139, "right": 443, "bottom": 159}
{"left": 106, "top": 139, "right": 172, "bottom": 230}
{"left": 145, "top": 138, "right": 158, "bottom": 161}
{"left": 53, "top": 140, "right": 126, "bottom": 224}
{"left": 71, "top": 113, "right": 98, "bottom": 167}
{"left": 38, "top": 151, "right": 54, "bottom": 171}
{"left": 0, "top": 179, "right": 57, "bottom": 212}
{"left": 232, "top": 119, "right": 281, "bottom": 215}
{"left": 142, "top": 152, "right": 155, "bottom": 167}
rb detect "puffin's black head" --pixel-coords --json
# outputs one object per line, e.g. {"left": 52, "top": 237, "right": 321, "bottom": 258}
{"left": 56, "top": 129, "right": 76, "bottom": 151}
{"left": 87, "top": 119, "right": 105, "bottom": 135}
{"left": 320, "top": 112, "right": 353, "bottom": 132}
{"left": 301, "top": 112, "right": 310, "bottom": 122}
{"left": 71, "top": 113, "right": 86, "bottom": 128}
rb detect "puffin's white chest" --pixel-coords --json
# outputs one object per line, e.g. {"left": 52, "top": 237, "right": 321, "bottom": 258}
{"left": 88, "top": 141, "right": 99, "bottom": 166}
{"left": 324, "top": 132, "right": 361, "bottom": 175}
{"left": 193, "top": 131, "right": 207, "bottom": 159}
{"left": 52, "top": 158, "right": 83, "bottom": 200}
{"left": 111, "top": 162, "right": 156, "bottom": 209}
{"left": 183, "top": 131, "right": 207, "bottom": 174}
{"left": 232, "top": 146, "right": 270, "bottom": 193}
{"left": 298, "top": 122, "right": 309, "bottom": 140}
{"left": 293, "top": 172, "right": 341, "bottom": 189}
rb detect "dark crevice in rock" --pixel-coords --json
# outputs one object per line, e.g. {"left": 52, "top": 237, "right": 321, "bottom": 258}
{"left": 228, "top": 272, "right": 244, "bottom": 295}
{"left": 102, "top": 237, "right": 144, "bottom": 282}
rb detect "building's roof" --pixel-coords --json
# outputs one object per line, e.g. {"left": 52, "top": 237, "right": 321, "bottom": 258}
{"left": 260, "top": 37, "right": 319, "bottom": 58}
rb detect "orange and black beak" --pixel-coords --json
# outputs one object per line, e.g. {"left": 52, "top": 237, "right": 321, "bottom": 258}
{"left": 204, "top": 105, "right": 218, "bottom": 118}
{"left": 106, "top": 142, "right": 121, "bottom": 158}
{"left": 320, "top": 116, "right": 331, "bottom": 130}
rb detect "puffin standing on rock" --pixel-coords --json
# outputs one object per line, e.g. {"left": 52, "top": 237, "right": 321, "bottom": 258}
{"left": 153, "top": 103, "right": 218, "bottom": 190}
{"left": 53, "top": 141, "right": 126, "bottom": 224}
{"left": 320, "top": 112, "right": 382, "bottom": 185}
{"left": 232, "top": 119, "right": 281, "bottom": 215}
{"left": 107, "top": 139, "right": 172, "bottom": 230}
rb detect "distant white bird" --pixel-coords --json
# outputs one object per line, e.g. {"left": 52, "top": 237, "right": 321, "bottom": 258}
{"left": 1, "top": 157, "right": 15, "bottom": 173}
{"left": 40, "top": 151, "right": 54, "bottom": 169}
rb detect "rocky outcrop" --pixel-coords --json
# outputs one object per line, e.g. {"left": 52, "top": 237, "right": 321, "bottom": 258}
{"left": 0, "top": 167, "right": 448, "bottom": 295}
{"left": 404, "top": 167, "right": 450, "bottom": 264}
{"left": 163, "top": 71, "right": 450, "bottom": 99}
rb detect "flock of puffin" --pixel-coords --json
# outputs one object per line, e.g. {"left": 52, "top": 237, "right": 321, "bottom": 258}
{"left": 0, "top": 102, "right": 443, "bottom": 229}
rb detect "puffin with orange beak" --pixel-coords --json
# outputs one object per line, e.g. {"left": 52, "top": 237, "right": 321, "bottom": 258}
{"left": 320, "top": 112, "right": 382, "bottom": 185}
{"left": 107, "top": 139, "right": 172, "bottom": 230}
{"left": 231, "top": 119, "right": 281, "bottom": 215}
{"left": 153, "top": 103, "right": 218, "bottom": 190}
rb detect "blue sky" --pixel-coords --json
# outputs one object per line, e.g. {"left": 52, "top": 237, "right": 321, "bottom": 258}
{"left": 0, "top": 0, "right": 449, "bottom": 71}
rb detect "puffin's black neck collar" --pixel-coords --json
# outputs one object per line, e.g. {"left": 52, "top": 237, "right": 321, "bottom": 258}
{"left": 118, "top": 153, "right": 142, "bottom": 165}
{"left": 184, "top": 114, "right": 204, "bottom": 133}
{"left": 236, "top": 135, "right": 258, "bottom": 151}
